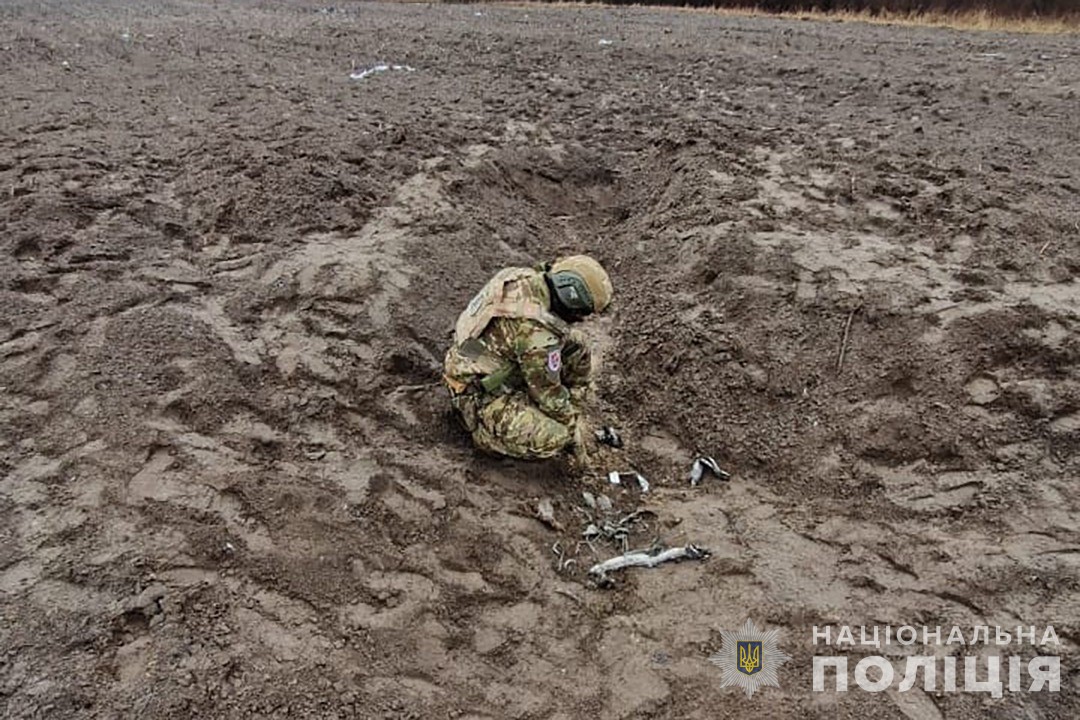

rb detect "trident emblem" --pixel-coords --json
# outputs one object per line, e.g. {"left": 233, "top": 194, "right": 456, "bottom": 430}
{"left": 737, "top": 641, "right": 762, "bottom": 675}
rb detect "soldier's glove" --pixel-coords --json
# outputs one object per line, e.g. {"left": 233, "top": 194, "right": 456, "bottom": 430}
{"left": 561, "top": 329, "right": 593, "bottom": 388}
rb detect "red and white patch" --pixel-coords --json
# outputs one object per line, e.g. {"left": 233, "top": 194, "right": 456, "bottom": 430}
{"left": 546, "top": 349, "right": 562, "bottom": 374}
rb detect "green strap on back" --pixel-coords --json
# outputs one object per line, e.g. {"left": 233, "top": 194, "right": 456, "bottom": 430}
{"left": 479, "top": 364, "right": 514, "bottom": 393}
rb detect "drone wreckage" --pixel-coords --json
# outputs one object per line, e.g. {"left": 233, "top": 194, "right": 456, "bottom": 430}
{"left": 545, "top": 430, "right": 732, "bottom": 588}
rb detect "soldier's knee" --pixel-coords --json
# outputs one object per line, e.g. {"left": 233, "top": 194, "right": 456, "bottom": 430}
{"left": 522, "top": 421, "right": 573, "bottom": 459}
{"left": 470, "top": 425, "right": 512, "bottom": 457}
{"left": 473, "top": 398, "right": 573, "bottom": 459}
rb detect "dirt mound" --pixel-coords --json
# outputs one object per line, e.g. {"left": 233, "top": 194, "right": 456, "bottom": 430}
{"left": 1, "top": 1, "right": 1078, "bottom": 718}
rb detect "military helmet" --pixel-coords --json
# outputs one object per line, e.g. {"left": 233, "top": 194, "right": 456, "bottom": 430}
{"left": 548, "top": 255, "right": 613, "bottom": 316}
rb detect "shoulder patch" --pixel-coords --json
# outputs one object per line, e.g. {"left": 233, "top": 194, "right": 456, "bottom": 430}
{"left": 546, "top": 349, "right": 562, "bottom": 374}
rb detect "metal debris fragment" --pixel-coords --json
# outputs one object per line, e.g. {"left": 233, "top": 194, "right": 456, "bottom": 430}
{"left": 608, "top": 471, "right": 649, "bottom": 491}
{"left": 581, "top": 510, "right": 654, "bottom": 551}
{"left": 536, "top": 498, "right": 564, "bottom": 531}
{"left": 349, "top": 64, "right": 415, "bottom": 81}
{"left": 689, "top": 461, "right": 703, "bottom": 486}
{"left": 635, "top": 473, "right": 650, "bottom": 493}
{"left": 554, "top": 588, "right": 582, "bottom": 605}
{"left": 594, "top": 426, "right": 623, "bottom": 448}
{"left": 588, "top": 544, "right": 710, "bottom": 587}
{"left": 690, "top": 456, "right": 731, "bottom": 486}
{"left": 551, "top": 542, "right": 575, "bottom": 572}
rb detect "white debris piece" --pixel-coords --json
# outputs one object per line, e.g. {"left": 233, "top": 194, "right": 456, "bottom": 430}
{"left": 635, "top": 473, "right": 650, "bottom": 493}
{"left": 349, "top": 64, "right": 415, "bottom": 81}
{"left": 598, "top": 39, "right": 613, "bottom": 46}
{"left": 690, "top": 456, "right": 731, "bottom": 486}
{"left": 608, "top": 471, "right": 649, "bottom": 493}
{"left": 589, "top": 545, "right": 710, "bottom": 586}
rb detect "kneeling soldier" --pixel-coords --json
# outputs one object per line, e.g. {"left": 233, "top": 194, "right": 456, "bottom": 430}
{"left": 443, "top": 255, "right": 613, "bottom": 459}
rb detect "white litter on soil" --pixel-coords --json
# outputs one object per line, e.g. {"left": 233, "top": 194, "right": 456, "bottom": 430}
{"left": 349, "top": 64, "right": 415, "bottom": 81}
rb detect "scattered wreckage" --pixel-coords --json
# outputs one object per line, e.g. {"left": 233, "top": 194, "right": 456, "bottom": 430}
{"left": 531, "top": 437, "right": 732, "bottom": 588}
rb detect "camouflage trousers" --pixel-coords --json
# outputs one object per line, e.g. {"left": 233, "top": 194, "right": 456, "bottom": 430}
{"left": 452, "top": 391, "right": 574, "bottom": 460}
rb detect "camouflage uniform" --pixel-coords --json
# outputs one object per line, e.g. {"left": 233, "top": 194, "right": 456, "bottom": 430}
{"left": 444, "top": 267, "right": 592, "bottom": 459}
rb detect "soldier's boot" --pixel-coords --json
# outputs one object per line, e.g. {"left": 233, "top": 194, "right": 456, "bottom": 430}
{"left": 568, "top": 418, "right": 606, "bottom": 476}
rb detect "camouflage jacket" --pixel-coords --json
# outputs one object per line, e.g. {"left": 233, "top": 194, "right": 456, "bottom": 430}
{"left": 444, "top": 267, "right": 591, "bottom": 426}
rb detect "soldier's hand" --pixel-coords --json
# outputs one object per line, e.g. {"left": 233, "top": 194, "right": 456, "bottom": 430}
{"left": 561, "top": 329, "right": 593, "bottom": 388}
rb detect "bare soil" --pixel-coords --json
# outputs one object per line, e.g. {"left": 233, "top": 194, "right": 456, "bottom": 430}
{"left": 1, "top": 1, "right": 1078, "bottom": 718}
